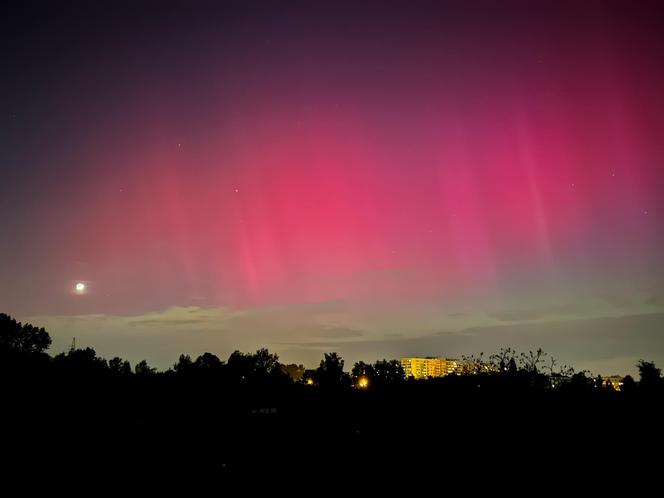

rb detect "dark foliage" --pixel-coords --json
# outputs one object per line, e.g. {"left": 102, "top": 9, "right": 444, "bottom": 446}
{"left": 0, "top": 313, "right": 51, "bottom": 354}
{"left": 1, "top": 312, "right": 662, "bottom": 480}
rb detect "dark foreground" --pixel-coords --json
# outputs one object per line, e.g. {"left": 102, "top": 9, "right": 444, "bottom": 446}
{"left": 4, "top": 372, "right": 663, "bottom": 483}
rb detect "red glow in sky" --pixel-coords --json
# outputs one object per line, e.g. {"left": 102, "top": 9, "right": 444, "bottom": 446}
{"left": 2, "top": 1, "right": 664, "bottom": 372}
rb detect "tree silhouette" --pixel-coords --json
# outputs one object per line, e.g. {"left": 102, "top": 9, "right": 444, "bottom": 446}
{"left": 53, "top": 347, "right": 109, "bottom": 375}
{"left": 227, "top": 350, "right": 253, "bottom": 381}
{"left": 194, "top": 352, "right": 223, "bottom": 371}
{"left": 569, "top": 370, "right": 594, "bottom": 390}
{"left": 351, "top": 361, "right": 374, "bottom": 384}
{"left": 253, "top": 348, "right": 280, "bottom": 376}
{"left": 315, "top": 352, "right": 349, "bottom": 387}
{"left": 109, "top": 356, "right": 131, "bottom": 375}
{"left": 544, "top": 356, "right": 558, "bottom": 375}
{"left": 636, "top": 360, "right": 661, "bottom": 391}
{"left": 520, "top": 349, "right": 545, "bottom": 373}
{"left": 507, "top": 357, "right": 518, "bottom": 374}
{"left": 461, "top": 352, "right": 488, "bottom": 375}
{"left": 0, "top": 313, "right": 51, "bottom": 355}
{"left": 372, "top": 359, "right": 405, "bottom": 385}
{"left": 226, "top": 348, "right": 284, "bottom": 383}
{"left": 173, "top": 354, "right": 194, "bottom": 374}
{"left": 134, "top": 359, "right": 156, "bottom": 376}
{"left": 490, "top": 347, "right": 517, "bottom": 373}
{"left": 621, "top": 374, "right": 637, "bottom": 393}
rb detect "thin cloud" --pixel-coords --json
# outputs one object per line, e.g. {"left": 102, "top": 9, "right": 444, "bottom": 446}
{"left": 487, "top": 304, "right": 588, "bottom": 322}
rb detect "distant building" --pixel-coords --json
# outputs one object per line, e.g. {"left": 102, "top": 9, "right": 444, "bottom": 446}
{"left": 401, "top": 357, "right": 463, "bottom": 379}
{"left": 445, "top": 359, "right": 464, "bottom": 375}
{"left": 603, "top": 375, "right": 623, "bottom": 391}
{"left": 401, "top": 357, "right": 498, "bottom": 378}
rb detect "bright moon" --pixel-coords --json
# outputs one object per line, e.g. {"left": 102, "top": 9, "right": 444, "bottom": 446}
{"left": 75, "top": 282, "right": 86, "bottom": 293}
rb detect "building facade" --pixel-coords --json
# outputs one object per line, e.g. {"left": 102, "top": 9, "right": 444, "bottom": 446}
{"left": 400, "top": 357, "right": 463, "bottom": 379}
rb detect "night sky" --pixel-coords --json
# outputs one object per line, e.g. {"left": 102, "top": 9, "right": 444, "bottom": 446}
{"left": 2, "top": 0, "right": 664, "bottom": 374}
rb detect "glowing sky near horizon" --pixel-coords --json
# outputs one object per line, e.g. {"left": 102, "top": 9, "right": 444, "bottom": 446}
{"left": 2, "top": 1, "right": 664, "bottom": 372}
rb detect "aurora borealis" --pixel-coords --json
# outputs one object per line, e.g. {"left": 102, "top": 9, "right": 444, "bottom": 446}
{"left": 2, "top": 1, "right": 664, "bottom": 374}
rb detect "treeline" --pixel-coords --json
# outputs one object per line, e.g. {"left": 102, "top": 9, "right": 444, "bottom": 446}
{"left": 1, "top": 312, "right": 662, "bottom": 395}
{"left": 2, "top": 311, "right": 664, "bottom": 477}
